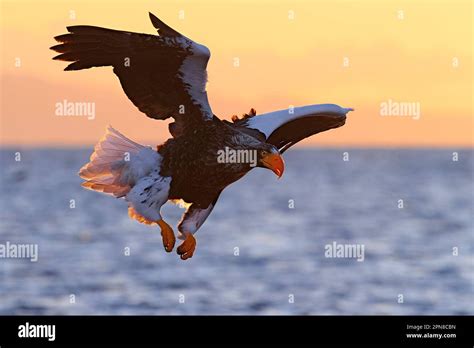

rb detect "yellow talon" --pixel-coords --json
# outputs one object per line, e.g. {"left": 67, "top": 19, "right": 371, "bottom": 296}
{"left": 177, "top": 233, "right": 196, "bottom": 260}
{"left": 157, "top": 219, "right": 175, "bottom": 252}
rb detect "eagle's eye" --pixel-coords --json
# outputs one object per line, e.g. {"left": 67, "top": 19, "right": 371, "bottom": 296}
{"left": 260, "top": 150, "right": 268, "bottom": 156}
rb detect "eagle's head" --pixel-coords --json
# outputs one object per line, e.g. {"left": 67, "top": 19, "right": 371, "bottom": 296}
{"left": 256, "top": 143, "right": 285, "bottom": 178}
{"left": 224, "top": 131, "right": 285, "bottom": 178}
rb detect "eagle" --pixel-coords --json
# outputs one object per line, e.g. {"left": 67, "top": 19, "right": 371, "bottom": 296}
{"left": 51, "top": 12, "right": 353, "bottom": 260}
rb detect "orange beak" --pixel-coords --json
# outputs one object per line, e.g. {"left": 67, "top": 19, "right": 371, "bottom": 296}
{"left": 261, "top": 152, "right": 285, "bottom": 178}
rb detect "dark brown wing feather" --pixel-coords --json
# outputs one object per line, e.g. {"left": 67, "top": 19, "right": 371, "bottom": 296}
{"left": 266, "top": 114, "right": 346, "bottom": 153}
{"left": 232, "top": 104, "right": 352, "bottom": 153}
{"left": 50, "top": 13, "right": 213, "bottom": 136}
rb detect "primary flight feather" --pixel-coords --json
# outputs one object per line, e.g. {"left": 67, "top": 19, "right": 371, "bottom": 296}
{"left": 51, "top": 12, "right": 353, "bottom": 260}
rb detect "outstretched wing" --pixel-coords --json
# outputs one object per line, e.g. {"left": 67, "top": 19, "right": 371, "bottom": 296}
{"left": 51, "top": 12, "right": 213, "bottom": 136}
{"left": 233, "top": 104, "right": 353, "bottom": 153}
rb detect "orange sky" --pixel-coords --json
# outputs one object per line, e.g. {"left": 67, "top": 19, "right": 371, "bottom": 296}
{"left": 0, "top": 0, "right": 472, "bottom": 147}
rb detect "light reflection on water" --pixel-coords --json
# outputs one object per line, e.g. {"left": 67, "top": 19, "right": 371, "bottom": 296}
{"left": 0, "top": 149, "right": 472, "bottom": 314}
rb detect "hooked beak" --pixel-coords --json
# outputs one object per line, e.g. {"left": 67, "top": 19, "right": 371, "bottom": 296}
{"left": 261, "top": 152, "right": 285, "bottom": 178}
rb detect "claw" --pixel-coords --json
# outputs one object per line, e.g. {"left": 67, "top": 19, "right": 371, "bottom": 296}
{"left": 157, "top": 219, "right": 175, "bottom": 252}
{"left": 177, "top": 233, "right": 196, "bottom": 260}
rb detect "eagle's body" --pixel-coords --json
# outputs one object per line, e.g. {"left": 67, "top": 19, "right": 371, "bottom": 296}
{"left": 159, "top": 119, "right": 255, "bottom": 207}
{"left": 51, "top": 12, "right": 353, "bottom": 260}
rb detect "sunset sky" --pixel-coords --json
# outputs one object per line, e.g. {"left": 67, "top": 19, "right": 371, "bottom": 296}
{"left": 0, "top": 0, "right": 472, "bottom": 147}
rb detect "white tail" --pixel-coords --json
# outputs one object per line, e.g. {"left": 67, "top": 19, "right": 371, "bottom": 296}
{"left": 79, "top": 126, "right": 161, "bottom": 197}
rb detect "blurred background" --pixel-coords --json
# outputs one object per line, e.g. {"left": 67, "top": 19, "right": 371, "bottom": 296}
{"left": 0, "top": 0, "right": 473, "bottom": 314}
{"left": 0, "top": 149, "right": 473, "bottom": 314}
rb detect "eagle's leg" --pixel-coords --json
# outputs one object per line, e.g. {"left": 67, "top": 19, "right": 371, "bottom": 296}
{"left": 157, "top": 219, "right": 176, "bottom": 253}
{"left": 176, "top": 199, "right": 218, "bottom": 260}
{"left": 176, "top": 233, "right": 196, "bottom": 260}
{"left": 125, "top": 173, "right": 174, "bottom": 252}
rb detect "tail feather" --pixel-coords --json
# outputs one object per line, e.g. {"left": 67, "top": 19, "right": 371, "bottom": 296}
{"left": 79, "top": 126, "right": 160, "bottom": 197}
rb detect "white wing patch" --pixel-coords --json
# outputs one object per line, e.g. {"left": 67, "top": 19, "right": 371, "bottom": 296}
{"left": 244, "top": 104, "right": 354, "bottom": 138}
{"left": 179, "top": 39, "right": 213, "bottom": 119}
